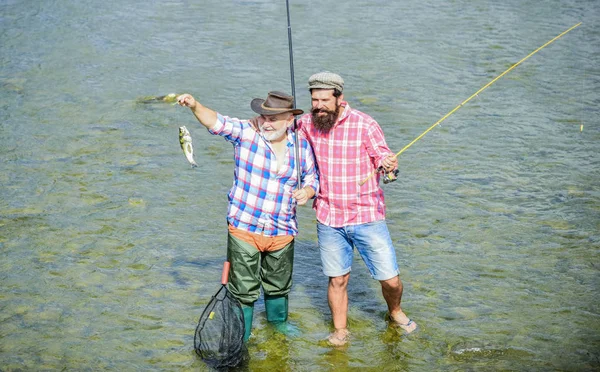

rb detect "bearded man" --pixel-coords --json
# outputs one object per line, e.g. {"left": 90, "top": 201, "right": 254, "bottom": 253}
{"left": 297, "top": 72, "right": 418, "bottom": 346}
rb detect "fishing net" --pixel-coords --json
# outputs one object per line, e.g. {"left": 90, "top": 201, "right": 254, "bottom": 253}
{"left": 194, "top": 262, "right": 247, "bottom": 369}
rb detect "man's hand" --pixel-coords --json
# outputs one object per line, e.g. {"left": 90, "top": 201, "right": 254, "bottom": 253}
{"left": 292, "top": 186, "right": 315, "bottom": 206}
{"left": 176, "top": 94, "right": 197, "bottom": 109}
{"left": 381, "top": 154, "right": 398, "bottom": 172}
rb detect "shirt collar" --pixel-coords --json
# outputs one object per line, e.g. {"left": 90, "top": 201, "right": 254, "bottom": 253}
{"left": 286, "top": 128, "right": 295, "bottom": 147}
{"left": 334, "top": 101, "right": 350, "bottom": 128}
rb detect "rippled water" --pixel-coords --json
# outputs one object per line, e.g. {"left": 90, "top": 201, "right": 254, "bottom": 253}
{"left": 1, "top": 1, "right": 599, "bottom": 371}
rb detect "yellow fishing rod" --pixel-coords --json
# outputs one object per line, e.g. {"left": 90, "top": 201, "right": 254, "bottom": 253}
{"left": 360, "top": 22, "right": 582, "bottom": 186}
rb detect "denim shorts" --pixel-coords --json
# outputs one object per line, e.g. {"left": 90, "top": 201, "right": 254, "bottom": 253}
{"left": 317, "top": 220, "right": 399, "bottom": 281}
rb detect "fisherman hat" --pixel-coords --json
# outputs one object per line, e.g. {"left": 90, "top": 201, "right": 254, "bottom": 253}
{"left": 308, "top": 71, "right": 344, "bottom": 92}
{"left": 250, "top": 91, "right": 303, "bottom": 116}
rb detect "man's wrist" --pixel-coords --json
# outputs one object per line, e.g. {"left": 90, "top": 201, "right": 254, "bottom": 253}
{"left": 304, "top": 186, "right": 316, "bottom": 198}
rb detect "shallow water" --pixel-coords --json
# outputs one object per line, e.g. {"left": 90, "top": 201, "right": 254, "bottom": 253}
{"left": 1, "top": 1, "right": 599, "bottom": 371}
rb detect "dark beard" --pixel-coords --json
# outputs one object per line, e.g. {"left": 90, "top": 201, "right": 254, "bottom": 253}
{"left": 311, "top": 105, "right": 339, "bottom": 133}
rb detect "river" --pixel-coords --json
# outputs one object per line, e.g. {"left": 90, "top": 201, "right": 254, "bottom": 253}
{"left": 1, "top": 1, "right": 598, "bottom": 371}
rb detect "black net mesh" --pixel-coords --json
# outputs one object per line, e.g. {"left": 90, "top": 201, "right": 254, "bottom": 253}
{"left": 194, "top": 284, "right": 247, "bottom": 369}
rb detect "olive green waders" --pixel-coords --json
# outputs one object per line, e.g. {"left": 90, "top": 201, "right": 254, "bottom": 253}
{"left": 226, "top": 232, "right": 294, "bottom": 341}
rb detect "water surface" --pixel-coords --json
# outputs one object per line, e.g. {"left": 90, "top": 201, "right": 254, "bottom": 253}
{"left": 1, "top": 1, "right": 598, "bottom": 371}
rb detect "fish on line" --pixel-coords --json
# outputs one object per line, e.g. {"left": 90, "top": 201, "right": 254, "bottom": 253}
{"left": 179, "top": 126, "right": 198, "bottom": 168}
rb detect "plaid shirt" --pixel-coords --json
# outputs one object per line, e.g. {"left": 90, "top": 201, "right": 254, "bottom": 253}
{"left": 298, "top": 102, "right": 392, "bottom": 227}
{"left": 209, "top": 113, "right": 318, "bottom": 236}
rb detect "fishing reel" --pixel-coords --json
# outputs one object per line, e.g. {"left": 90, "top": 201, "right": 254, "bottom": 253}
{"left": 378, "top": 167, "right": 399, "bottom": 184}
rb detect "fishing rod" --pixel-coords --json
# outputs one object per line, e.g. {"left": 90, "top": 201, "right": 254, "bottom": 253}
{"left": 286, "top": 0, "right": 302, "bottom": 191}
{"left": 359, "top": 22, "right": 582, "bottom": 186}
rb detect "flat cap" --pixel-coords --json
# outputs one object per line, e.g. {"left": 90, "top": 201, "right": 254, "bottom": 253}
{"left": 308, "top": 71, "right": 344, "bottom": 92}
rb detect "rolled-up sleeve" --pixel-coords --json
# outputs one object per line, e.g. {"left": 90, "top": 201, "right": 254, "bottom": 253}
{"left": 208, "top": 113, "right": 247, "bottom": 144}
{"left": 364, "top": 120, "right": 393, "bottom": 169}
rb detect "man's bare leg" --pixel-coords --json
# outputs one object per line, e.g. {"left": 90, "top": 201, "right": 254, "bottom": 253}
{"left": 381, "top": 275, "right": 418, "bottom": 333}
{"left": 328, "top": 273, "right": 350, "bottom": 345}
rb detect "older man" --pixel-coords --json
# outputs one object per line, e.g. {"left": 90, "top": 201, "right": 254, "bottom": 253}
{"left": 297, "top": 72, "right": 418, "bottom": 346}
{"left": 177, "top": 91, "right": 318, "bottom": 341}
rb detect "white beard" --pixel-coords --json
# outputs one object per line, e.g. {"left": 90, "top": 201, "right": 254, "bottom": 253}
{"left": 261, "top": 125, "right": 289, "bottom": 141}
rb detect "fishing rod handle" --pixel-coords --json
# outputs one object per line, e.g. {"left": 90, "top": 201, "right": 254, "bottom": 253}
{"left": 221, "top": 261, "right": 231, "bottom": 285}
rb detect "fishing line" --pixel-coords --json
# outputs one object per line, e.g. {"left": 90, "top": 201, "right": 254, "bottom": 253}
{"left": 359, "top": 22, "right": 582, "bottom": 186}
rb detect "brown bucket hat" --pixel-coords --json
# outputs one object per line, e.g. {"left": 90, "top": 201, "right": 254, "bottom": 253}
{"left": 250, "top": 91, "right": 303, "bottom": 116}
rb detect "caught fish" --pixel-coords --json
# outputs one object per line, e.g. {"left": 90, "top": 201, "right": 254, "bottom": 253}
{"left": 179, "top": 126, "right": 198, "bottom": 168}
{"left": 136, "top": 93, "right": 180, "bottom": 104}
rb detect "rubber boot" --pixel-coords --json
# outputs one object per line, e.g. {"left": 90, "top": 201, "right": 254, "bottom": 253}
{"left": 265, "top": 295, "right": 288, "bottom": 323}
{"left": 265, "top": 295, "right": 299, "bottom": 336}
{"left": 241, "top": 304, "right": 254, "bottom": 342}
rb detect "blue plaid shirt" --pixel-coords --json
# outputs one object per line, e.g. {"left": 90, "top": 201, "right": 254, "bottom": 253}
{"left": 208, "top": 113, "right": 318, "bottom": 236}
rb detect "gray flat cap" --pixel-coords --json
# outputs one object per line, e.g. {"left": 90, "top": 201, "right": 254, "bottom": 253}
{"left": 308, "top": 71, "right": 344, "bottom": 92}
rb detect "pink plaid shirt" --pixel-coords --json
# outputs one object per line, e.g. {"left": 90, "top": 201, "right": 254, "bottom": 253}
{"left": 298, "top": 102, "right": 393, "bottom": 227}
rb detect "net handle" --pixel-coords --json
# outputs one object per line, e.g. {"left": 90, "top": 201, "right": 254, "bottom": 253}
{"left": 221, "top": 261, "right": 230, "bottom": 285}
